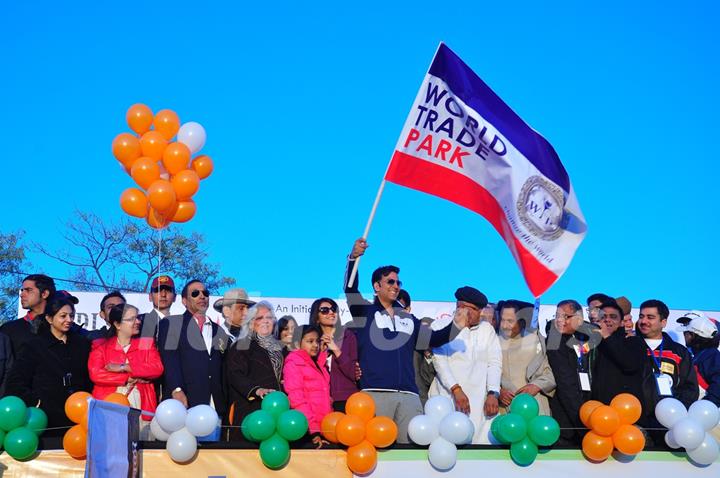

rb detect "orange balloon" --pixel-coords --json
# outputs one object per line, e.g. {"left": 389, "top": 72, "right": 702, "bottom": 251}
{"left": 191, "top": 154, "right": 214, "bottom": 179}
{"left": 172, "top": 200, "right": 196, "bottom": 223}
{"left": 126, "top": 103, "right": 154, "bottom": 135}
{"left": 140, "top": 131, "right": 168, "bottom": 160}
{"left": 610, "top": 393, "right": 642, "bottom": 425}
{"left": 336, "top": 414, "right": 366, "bottom": 447}
{"left": 346, "top": 440, "right": 377, "bottom": 475}
{"left": 612, "top": 424, "right": 645, "bottom": 455}
{"left": 104, "top": 392, "right": 131, "bottom": 407}
{"left": 80, "top": 412, "right": 88, "bottom": 430}
{"left": 171, "top": 170, "right": 200, "bottom": 200}
{"left": 579, "top": 400, "right": 604, "bottom": 428}
{"left": 112, "top": 133, "right": 142, "bottom": 168}
{"left": 162, "top": 142, "right": 191, "bottom": 175}
{"left": 365, "top": 416, "right": 398, "bottom": 448}
{"left": 65, "top": 391, "right": 91, "bottom": 424}
{"left": 130, "top": 157, "right": 161, "bottom": 189}
{"left": 346, "top": 392, "right": 376, "bottom": 422}
{"left": 153, "top": 109, "right": 180, "bottom": 140}
{"left": 582, "top": 431, "right": 614, "bottom": 462}
{"left": 590, "top": 405, "right": 621, "bottom": 437}
{"left": 63, "top": 424, "right": 87, "bottom": 459}
{"left": 120, "top": 188, "right": 148, "bottom": 218}
{"left": 147, "top": 179, "right": 177, "bottom": 213}
{"left": 321, "top": 412, "right": 345, "bottom": 443}
{"left": 146, "top": 207, "right": 171, "bottom": 230}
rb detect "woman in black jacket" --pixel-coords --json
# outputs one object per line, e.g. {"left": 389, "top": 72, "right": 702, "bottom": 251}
{"left": 5, "top": 295, "right": 92, "bottom": 437}
{"left": 225, "top": 301, "right": 286, "bottom": 442}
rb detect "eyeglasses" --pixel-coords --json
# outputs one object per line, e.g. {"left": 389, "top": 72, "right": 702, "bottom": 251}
{"left": 385, "top": 279, "right": 402, "bottom": 287}
{"left": 191, "top": 289, "right": 210, "bottom": 298}
{"left": 121, "top": 317, "right": 138, "bottom": 323}
{"left": 151, "top": 286, "right": 175, "bottom": 293}
{"left": 318, "top": 306, "right": 337, "bottom": 314}
{"left": 555, "top": 313, "right": 580, "bottom": 320}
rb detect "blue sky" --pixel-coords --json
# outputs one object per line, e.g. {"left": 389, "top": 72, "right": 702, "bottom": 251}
{"left": 3, "top": 0, "right": 719, "bottom": 310}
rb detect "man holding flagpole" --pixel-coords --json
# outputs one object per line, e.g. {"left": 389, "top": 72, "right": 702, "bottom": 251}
{"left": 344, "top": 238, "right": 471, "bottom": 443}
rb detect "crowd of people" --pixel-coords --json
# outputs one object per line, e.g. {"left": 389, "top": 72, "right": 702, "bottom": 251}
{"left": 0, "top": 238, "right": 718, "bottom": 449}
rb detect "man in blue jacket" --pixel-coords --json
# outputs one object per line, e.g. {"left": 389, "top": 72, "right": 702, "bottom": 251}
{"left": 344, "top": 239, "right": 470, "bottom": 443}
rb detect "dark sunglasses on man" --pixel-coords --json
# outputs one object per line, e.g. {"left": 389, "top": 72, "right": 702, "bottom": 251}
{"left": 151, "top": 285, "right": 175, "bottom": 293}
{"left": 191, "top": 289, "right": 210, "bottom": 298}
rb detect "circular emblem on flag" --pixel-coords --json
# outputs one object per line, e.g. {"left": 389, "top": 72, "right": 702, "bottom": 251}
{"left": 516, "top": 176, "right": 565, "bottom": 241}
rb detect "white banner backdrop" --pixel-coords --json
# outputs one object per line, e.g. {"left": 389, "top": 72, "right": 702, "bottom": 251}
{"left": 18, "top": 292, "right": 720, "bottom": 346}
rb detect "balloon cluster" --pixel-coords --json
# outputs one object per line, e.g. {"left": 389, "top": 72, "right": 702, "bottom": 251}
{"left": 491, "top": 394, "right": 561, "bottom": 466}
{"left": 241, "top": 392, "right": 309, "bottom": 469}
{"left": 579, "top": 394, "right": 645, "bottom": 462}
{"left": 407, "top": 396, "right": 474, "bottom": 471}
{"left": 656, "top": 398, "right": 720, "bottom": 466}
{"left": 64, "top": 391, "right": 130, "bottom": 459}
{"left": 321, "top": 392, "right": 398, "bottom": 475}
{"left": 150, "top": 399, "right": 220, "bottom": 463}
{"left": 113, "top": 104, "right": 214, "bottom": 228}
{"left": 0, "top": 396, "right": 47, "bottom": 460}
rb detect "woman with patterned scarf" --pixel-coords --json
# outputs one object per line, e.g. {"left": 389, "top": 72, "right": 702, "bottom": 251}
{"left": 225, "top": 301, "right": 287, "bottom": 441}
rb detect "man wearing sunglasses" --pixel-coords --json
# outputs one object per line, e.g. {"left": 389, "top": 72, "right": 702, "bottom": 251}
{"left": 344, "top": 238, "right": 470, "bottom": 443}
{"left": 139, "top": 275, "right": 177, "bottom": 340}
{"left": 158, "top": 279, "right": 229, "bottom": 439}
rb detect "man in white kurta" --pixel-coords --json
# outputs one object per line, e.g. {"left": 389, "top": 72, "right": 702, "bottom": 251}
{"left": 429, "top": 286, "right": 502, "bottom": 444}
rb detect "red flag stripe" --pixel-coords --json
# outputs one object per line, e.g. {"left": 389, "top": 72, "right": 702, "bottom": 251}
{"left": 385, "top": 151, "right": 558, "bottom": 297}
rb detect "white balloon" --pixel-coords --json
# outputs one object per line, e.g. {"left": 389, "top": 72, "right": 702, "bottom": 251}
{"left": 425, "top": 396, "right": 454, "bottom": 423}
{"left": 150, "top": 416, "right": 171, "bottom": 441}
{"left": 664, "top": 429, "right": 681, "bottom": 449}
{"left": 166, "top": 428, "right": 197, "bottom": 463}
{"left": 688, "top": 400, "right": 720, "bottom": 431}
{"left": 655, "top": 398, "right": 687, "bottom": 429}
{"left": 185, "top": 405, "right": 219, "bottom": 437}
{"left": 439, "top": 412, "right": 474, "bottom": 445}
{"left": 408, "top": 414, "right": 439, "bottom": 445}
{"left": 156, "top": 399, "right": 188, "bottom": 433}
{"left": 428, "top": 436, "right": 457, "bottom": 471}
{"left": 687, "top": 432, "right": 720, "bottom": 466}
{"left": 177, "top": 122, "right": 206, "bottom": 154}
{"left": 673, "top": 417, "right": 705, "bottom": 450}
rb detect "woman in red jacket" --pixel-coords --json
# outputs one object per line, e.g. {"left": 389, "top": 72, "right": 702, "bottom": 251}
{"left": 283, "top": 325, "right": 332, "bottom": 448}
{"left": 88, "top": 303, "right": 163, "bottom": 438}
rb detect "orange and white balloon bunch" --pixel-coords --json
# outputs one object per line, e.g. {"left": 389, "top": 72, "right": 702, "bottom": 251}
{"left": 112, "top": 104, "right": 214, "bottom": 228}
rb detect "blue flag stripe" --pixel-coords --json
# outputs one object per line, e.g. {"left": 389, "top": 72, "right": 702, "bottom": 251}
{"left": 428, "top": 43, "right": 571, "bottom": 194}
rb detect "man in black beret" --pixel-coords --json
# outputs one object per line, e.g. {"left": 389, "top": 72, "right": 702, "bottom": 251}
{"left": 428, "top": 285, "right": 502, "bottom": 443}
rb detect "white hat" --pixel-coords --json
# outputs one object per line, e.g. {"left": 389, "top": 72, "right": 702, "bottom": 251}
{"left": 677, "top": 310, "right": 718, "bottom": 339}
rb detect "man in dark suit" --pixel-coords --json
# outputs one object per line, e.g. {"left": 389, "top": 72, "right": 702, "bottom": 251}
{"left": 158, "top": 279, "right": 229, "bottom": 422}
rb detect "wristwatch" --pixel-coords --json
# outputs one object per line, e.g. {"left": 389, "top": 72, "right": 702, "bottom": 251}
{"left": 487, "top": 390, "right": 500, "bottom": 399}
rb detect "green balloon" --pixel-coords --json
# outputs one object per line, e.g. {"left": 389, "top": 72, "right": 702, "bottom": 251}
{"left": 509, "top": 394, "right": 539, "bottom": 422}
{"left": 245, "top": 410, "right": 276, "bottom": 442}
{"left": 241, "top": 414, "right": 255, "bottom": 442}
{"left": 498, "top": 413, "right": 527, "bottom": 443}
{"left": 510, "top": 436, "right": 538, "bottom": 466}
{"left": 276, "top": 410, "right": 308, "bottom": 442}
{"left": 261, "top": 392, "right": 290, "bottom": 419}
{"left": 527, "top": 415, "right": 560, "bottom": 446}
{"left": 0, "top": 396, "right": 28, "bottom": 432}
{"left": 4, "top": 427, "right": 39, "bottom": 460}
{"left": 259, "top": 434, "right": 290, "bottom": 469}
{"left": 490, "top": 415, "right": 509, "bottom": 444}
{"left": 25, "top": 408, "right": 48, "bottom": 436}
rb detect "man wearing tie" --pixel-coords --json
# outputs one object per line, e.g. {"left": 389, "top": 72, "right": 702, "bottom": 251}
{"left": 158, "top": 280, "right": 229, "bottom": 428}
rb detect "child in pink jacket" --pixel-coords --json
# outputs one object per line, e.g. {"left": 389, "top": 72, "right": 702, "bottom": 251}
{"left": 283, "top": 325, "right": 332, "bottom": 447}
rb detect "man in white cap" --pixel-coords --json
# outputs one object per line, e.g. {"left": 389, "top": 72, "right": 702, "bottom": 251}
{"left": 677, "top": 310, "right": 720, "bottom": 405}
{"left": 213, "top": 288, "right": 256, "bottom": 342}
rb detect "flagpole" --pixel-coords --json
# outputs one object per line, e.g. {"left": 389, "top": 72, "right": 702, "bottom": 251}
{"left": 347, "top": 178, "right": 387, "bottom": 288}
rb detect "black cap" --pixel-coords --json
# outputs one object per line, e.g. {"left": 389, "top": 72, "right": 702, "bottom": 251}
{"left": 454, "top": 286, "right": 488, "bottom": 310}
{"left": 54, "top": 290, "right": 79, "bottom": 305}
